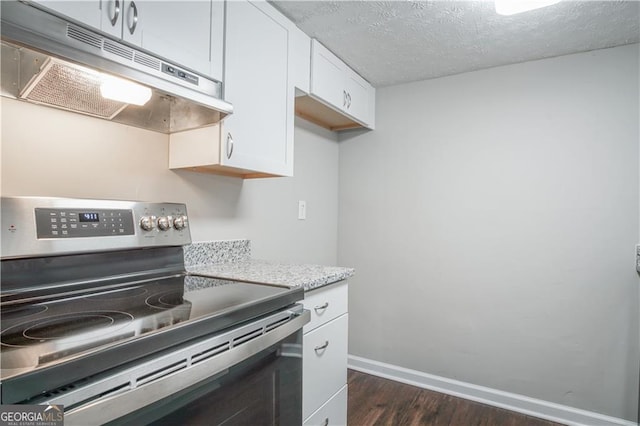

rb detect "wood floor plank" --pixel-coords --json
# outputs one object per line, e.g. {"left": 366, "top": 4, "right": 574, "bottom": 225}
{"left": 347, "top": 370, "right": 564, "bottom": 426}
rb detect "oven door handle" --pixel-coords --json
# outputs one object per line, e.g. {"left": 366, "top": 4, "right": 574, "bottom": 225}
{"left": 63, "top": 308, "right": 310, "bottom": 426}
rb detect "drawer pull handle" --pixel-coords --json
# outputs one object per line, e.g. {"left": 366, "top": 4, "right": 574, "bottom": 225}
{"left": 314, "top": 302, "right": 329, "bottom": 312}
{"left": 314, "top": 341, "right": 329, "bottom": 352}
{"left": 322, "top": 418, "right": 329, "bottom": 426}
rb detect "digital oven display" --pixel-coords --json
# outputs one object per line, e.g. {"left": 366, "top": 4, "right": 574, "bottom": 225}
{"left": 79, "top": 212, "right": 100, "bottom": 222}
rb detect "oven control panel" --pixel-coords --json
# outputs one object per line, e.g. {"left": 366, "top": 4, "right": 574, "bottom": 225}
{"left": 1, "top": 197, "right": 192, "bottom": 259}
{"left": 35, "top": 208, "right": 136, "bottom": 238}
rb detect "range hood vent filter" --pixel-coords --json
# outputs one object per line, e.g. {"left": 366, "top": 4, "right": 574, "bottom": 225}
{"left": 21, "top": 58, "right": 127, "bottom": 119}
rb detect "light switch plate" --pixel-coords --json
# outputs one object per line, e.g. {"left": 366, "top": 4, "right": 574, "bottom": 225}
{"left": 298, "top": 200, "right": 306, "bottom": 220}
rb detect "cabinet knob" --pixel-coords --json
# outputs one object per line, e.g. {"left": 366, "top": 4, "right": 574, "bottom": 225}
{"left": 109, "top": 0, "right": 120, "bottom": 26}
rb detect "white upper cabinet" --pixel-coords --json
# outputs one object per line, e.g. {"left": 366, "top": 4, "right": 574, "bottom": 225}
{"left": 343, "top": 70, "right": 371, "bottom": 124}
{"left": 29, "top": 1, "right": 102, "bottom": 28}
{"left": 310, "top": 41, "right": 345, "bottom": 110}
{"left": 296, "top": 39, "right": 375, "bottom": 131}
{"left": 28, "top": 0, "right": 223, "bottom": 81}
{"left": 169, "top": 0, "right": 295, "bottom": 178}
{"left": 219, "top": 0, "right": 293, "bottom": 177}
{"left": 118, "top": 1, "right": 222, "bottom": 81}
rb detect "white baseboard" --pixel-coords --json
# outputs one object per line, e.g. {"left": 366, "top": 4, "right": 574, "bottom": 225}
{"left": 347, "top": 355, "right": 637, "bottom": 426}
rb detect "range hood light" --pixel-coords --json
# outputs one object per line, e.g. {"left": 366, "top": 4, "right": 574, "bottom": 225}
{"left": 99, "top": 75, "right": 152, "bottom": 106}
{"left": 495, "top": 0, "right": 561, "bottom": 15}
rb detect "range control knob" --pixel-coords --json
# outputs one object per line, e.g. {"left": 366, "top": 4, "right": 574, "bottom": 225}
{"left": 157, "top": 216, "right": 171, "bottom": 231}
{"left": 140, "top": 216, "right": 155, "bottom": 231}
{"left": 173, "top": 215, "right": 188, "bottom": 230}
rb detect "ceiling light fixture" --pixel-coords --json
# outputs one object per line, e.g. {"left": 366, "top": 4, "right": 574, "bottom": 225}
{"left": 99, "top": 74, "right": 152, "bottom": 106}
{"left": 495, "top": 0, "right": 561, "bottom": 15}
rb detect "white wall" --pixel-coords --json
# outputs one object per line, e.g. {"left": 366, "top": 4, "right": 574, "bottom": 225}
{"left": 0, "top": 99, "right": 339, "bottom": 265}
{"left": 339, "top": 44, "right": 640, "bottom": 421}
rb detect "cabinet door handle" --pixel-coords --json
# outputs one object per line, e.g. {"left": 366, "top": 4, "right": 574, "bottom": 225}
{"left": 127, "top": 1, "right": 138, "bottom": 35}
{"left": 226, "top": 133, "right": 234, "bottom": 159}
{"left": 314, "top": 340, "right": 329, "bottom": 352}
{"left": 347, "top": 92, "right": 351, "bottom": 109}
{"left": 343, "top": 90, "right": 347, "bottom": 108}
{"left": 322, "top": 418, "right": 329, "bottom": 426}
{"left": 314, "top": 302, "right": 329, "bottom": 312}
{"left": 109, "top": 0, "right": 120, "bottom": 26}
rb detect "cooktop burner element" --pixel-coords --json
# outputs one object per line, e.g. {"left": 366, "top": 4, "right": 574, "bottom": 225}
{"left": 2, "top": 311, "right": 133, "bottom": 346}
{"left": 0, "top": 304, "right": 48, "bottom": 321}
{"left": 0, "top": 276, "right": 189, "bottom": 372}
{"left": 145, "top": 290, "right": 187, "bottom": 310}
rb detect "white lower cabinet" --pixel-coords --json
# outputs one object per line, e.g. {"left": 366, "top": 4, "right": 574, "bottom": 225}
{"left": 303, "top": 281, "right": 348, "bottom": 425}
{"left": 303, "top": 314, "right": 348, "bottom": 419}
{"left": 303, "top": 385, "right": 348, "bottom": 426}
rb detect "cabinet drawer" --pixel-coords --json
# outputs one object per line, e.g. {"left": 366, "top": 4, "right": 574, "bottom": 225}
{"left": 303, "top": 384, "right": 348, "bottom": 426}
{"left": 303, "top": 281, "right": 348, "bottom": 333}
{"left": 303, "top": 314, "right": 348, "bottom": 418}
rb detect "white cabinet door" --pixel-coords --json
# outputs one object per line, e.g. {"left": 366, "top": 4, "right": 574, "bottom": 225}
{"left": 303, "top": 385, "right": 348, "bottom": 426}
{"left": 99, "top": 0, "right": 123, "bottom": 39}
{"left": 310, "top": 40, "right": 346, "bottom": 110}
{"left": 29, "top": 0, "right": 102, "bottom": 29}
{"left": 308, "top": 39, "right": 375, "bottom": 129}
{"left": 303, "top": 314, "right": 348, "bottom": 419}
{"left": 221, "top": 0, "right": 292, "bottom": 176}
{"left": 344, "top": 70, "right": 370, "bottom": 125}
{"left": 119, "top": 1, "right": 219, "bottom": 79}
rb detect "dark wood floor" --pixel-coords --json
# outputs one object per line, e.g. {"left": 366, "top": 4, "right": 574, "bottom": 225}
{"left": 347, "top": 370, "right": 564, "bottom": 426}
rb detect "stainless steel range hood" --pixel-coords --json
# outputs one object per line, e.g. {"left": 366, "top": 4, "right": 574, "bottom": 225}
{"left": 0, "top": 1, "right": 232, "bottom": 134}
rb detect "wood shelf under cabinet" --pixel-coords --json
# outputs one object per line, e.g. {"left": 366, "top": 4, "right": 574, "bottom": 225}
{"left": 295, "top": 95, "right": 364, "bottom": 132}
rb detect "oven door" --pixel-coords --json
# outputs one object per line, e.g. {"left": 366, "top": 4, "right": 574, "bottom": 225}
{"left": 50, "top": 306, "right": 309, "bottom": 426}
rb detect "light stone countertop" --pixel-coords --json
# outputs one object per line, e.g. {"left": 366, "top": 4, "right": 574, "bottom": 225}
{"left": 187, "top": 260, "right": 354, "bottom": 292}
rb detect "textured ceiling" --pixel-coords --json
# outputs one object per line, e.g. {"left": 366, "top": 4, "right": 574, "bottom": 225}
{"left": 271, "top": 1, "right": 640, "bottom": 87}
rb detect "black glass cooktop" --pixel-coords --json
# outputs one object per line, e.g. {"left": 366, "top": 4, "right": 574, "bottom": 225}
{"left": 0, "top": 275, "right": 302, "bottom": 404}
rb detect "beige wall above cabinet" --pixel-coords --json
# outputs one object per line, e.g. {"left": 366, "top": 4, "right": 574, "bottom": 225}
{"left": 28, "top": 0, "right": 223, "bottom": 81}
{"left": 169, "top": 0, "right": 296, "bottom": 179}
{"left": 296, "top": 39, "right": 376, "bottom": 131}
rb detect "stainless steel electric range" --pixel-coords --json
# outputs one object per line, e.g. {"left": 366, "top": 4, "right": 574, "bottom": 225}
{"left": 0, "top": 196, "right": 309, "bottom": 425}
